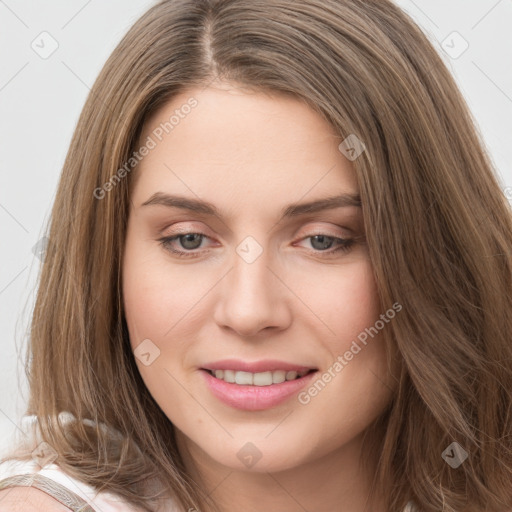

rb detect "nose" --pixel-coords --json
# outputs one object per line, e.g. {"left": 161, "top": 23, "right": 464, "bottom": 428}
{"left": 213, "top": 245, "right": 292, "bottom": 338}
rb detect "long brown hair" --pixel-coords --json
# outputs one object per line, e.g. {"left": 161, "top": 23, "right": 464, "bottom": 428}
{"left": 3, "top": 1, "right": 512, "bottom": 511}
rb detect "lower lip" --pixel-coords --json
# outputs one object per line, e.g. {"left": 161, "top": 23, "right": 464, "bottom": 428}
{"left": 200, "top": 369, "right": 318, "bottom": 411}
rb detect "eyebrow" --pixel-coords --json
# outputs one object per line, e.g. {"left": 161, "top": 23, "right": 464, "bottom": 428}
{"left": 141, "top": 191, "right": 361, "bottom": 219}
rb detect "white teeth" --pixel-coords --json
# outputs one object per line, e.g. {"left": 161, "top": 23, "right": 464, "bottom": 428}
{"left": 235, "top": 371, "right": 253, "bottom": 385}
{"left": 208, "top": 369, "right": 312, "bottom": 386}
{"left": 272, "top": 370, "right": 286, "bottom": 384}
{"left": 253, "top": 371, "right": 272, "bottom": 386}
{"left": 223, "top": 369, "right": 236, "bottom": 383}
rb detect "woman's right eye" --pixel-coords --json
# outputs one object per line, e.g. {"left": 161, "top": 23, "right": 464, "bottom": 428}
{"left": 158, "top": 232, "right": 211, "bottom": 258}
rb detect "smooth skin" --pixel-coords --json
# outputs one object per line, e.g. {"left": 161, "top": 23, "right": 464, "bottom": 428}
{"left": 122, "top": 82, "right": 397, "bottom": 512}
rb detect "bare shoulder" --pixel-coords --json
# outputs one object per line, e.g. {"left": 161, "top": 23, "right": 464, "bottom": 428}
{"left": 0, "top": 486, "right": 72, "bottom": 511}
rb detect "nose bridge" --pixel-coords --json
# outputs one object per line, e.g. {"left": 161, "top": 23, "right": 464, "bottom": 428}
{"left": 234, "top": 238, "right": 271, "bottom": 294}
{"left": 230, "top": 235, "right": 275, "bottom": 307}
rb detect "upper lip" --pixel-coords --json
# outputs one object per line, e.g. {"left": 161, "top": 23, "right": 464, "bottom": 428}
{"left": 201, "top": 359, "right": 317, "bottom": 373}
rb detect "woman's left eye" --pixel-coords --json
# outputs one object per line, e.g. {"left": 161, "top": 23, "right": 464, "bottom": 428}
{"left": 296, "top": 234, "right": 355, "bottom": 256}
{"left": 157, "top": 232, "right": 355, "bottom": 259}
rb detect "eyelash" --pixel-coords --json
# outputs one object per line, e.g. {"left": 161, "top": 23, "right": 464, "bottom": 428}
{"left": 157, "top": 231, "right": 355, "bottom": 259}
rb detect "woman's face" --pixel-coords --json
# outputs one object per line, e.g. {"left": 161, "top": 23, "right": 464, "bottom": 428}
{"left": 122, "top": 83, "right": 395, "bottom": 474}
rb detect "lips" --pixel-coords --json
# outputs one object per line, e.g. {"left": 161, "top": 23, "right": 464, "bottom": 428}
{"left": 199, "top": 359, "right": 319, "bottom": 410}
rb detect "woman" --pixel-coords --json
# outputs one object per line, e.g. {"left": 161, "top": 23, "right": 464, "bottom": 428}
{"left": 1, "top": 0, "right": 511, "bottom": 511}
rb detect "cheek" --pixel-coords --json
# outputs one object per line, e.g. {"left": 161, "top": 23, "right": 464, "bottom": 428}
{"left": 122, "top": 238, "right": 202, "bottom": 346}
{"left": 338, "top": 261, "right": 381, "bottom": 338}
{"left": 299, "top": 259, "right": 381, "bottom": 350}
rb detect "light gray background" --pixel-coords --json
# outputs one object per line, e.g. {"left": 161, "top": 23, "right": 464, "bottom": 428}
{"left": 1, "top": 0, "right": 511, "bottom": 456}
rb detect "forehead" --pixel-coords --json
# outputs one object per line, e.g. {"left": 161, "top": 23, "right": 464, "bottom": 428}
{"left": 131, "top": 85, "right": 359, "bottom": 214}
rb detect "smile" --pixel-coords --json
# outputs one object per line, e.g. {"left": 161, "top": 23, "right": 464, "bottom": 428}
{"left": 200, "top": 366, "right": 319, "bottom": 411}
{"left": 204, "top": 368, "right": 314, "bottom": 386}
